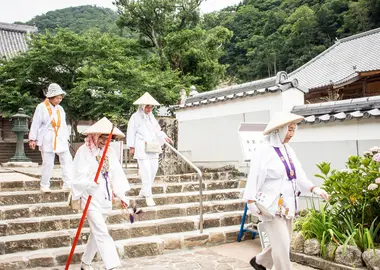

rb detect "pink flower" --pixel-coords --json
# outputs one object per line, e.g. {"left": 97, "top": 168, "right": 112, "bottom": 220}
{"left": 369, "top": 146, "right": 380, "bottom": 153}
{"left": 376, "top": 178, "right": 380, "bottom": 184}
{"left": 373, "top": 153, "right": 380, "bottom": 162}
{"left": 368, "top": 183, "right": 379, "bottom": 191}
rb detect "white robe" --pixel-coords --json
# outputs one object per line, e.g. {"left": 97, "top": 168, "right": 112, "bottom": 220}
{"left": 71, "top": 145, "right": 130, "bottom": 213}
{"left": 126, "top": 111, "right": 167, "bottom": 160}
{"left": 29, "top": 101, "right": 70, "bottom": 153}
{"left": 243, "top": 143, "right": 314, "bottom": 221}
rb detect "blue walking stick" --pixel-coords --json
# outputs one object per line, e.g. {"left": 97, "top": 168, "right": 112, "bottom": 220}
{"left": 237, "top": 202, "right": 257, "bottom": 242}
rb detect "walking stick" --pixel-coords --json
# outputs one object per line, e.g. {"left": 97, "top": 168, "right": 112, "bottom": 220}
{"left": 65, "top": 126, "right": 115, "bottom": 270}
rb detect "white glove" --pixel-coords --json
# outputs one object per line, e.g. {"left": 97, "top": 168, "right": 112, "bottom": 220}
{"left": 247, "top": 202, "right": 261, "bottom": 216}
{"left": 312, "top": 187, "right": 329, "bottom": 200}
{"left": 86, "top": 181, "right": 100, "bottom": 196}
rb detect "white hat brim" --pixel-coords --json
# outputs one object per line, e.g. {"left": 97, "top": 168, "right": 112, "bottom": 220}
{"left": 81, "top": 117, "right": 125, "bottom": 138}
{"left": 263, "top": 113, "right": 304, "bottom": 135}
{"left": 133, "top": 92, "right": 160, "bottom": 106}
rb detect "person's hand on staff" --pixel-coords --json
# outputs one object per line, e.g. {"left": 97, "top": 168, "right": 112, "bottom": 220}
{"left": 129, "top": 147, "right": 135, "bottom": 155}
{"left": 165, "top": 137, "right": 174, "bottom": 145}
{"left": 120, "top": 200, "right": 129, "bottom": 209}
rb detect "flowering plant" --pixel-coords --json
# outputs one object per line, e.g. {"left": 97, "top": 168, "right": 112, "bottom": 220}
{"left": 315, "top": 147, "right": 380, "bottom": 231}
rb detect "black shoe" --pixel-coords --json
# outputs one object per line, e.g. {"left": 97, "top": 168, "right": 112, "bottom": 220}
{"left": 249, "top": 256, "right": 266, "bottom": 270}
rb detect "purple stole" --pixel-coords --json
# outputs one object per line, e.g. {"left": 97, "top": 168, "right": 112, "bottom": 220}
{"left": 273, "top": 146, "right": 300, "bottom": 216}
{"left": 273, "top": 147, "right": 296, "bottom": 180}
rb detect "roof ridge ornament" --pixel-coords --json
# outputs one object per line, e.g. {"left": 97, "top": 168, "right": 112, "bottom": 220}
{"left": 276, "top": 71, "right": 288, "bottom": 84}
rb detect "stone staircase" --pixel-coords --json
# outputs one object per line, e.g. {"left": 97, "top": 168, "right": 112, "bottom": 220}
{"left": 0, "top": 166, "right": 250, "bottom": 269}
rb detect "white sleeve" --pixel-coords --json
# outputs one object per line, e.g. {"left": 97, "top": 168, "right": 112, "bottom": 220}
{"left": 126, "top": 114, "right": 136, "bottom": 148}
{"left": 243, "top": 145, "right": 267, "bottom": 201}
{"left": 29, "top": 104, "right": 42, "bottom": 141}
{"left": 153, "top": 117, "right": 168, "bottom": 145}
{"left": 109, "top": 148, "right": 130, "bottom": 202}
{"left": 71, "top": 146, "right": 95, "bottom": 200}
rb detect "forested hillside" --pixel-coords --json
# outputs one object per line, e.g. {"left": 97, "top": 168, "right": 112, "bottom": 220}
{"left": 20, "top": 5, "right": 120, "bottom": 34}
{"left": 203, "top": 0, "right": 380, "bottom": 81}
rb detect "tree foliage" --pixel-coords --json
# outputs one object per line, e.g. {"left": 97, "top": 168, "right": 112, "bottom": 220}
{"left": 204, "top": 0, "right": 380, "bottom": 82}
{"left": 115, "top": 0, "right": 232, "bottom": 91}
{"left": 16, "top": 5, "right": 121, "bottom": 35}
{"left": 0, "top": 29, "right": 180, "bottom": 137}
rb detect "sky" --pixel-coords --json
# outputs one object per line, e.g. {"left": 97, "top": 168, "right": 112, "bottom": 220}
{"left": 0, "top": 0, "right": 242, "bottom": 24}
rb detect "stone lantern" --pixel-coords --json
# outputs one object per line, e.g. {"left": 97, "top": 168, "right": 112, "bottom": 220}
{"left": 9, "top": 108, "right": 31, "bottom": 162}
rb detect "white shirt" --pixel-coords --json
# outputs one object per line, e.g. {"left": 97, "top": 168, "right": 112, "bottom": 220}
{"left": 243, "top": 143, "right": 314, "bottom": 221}
{"left": 126, "top": 111, "right": 167, "bottom": 160}
{"left": 29, "top": 101, "right": 70, "bottom": 153}
{"left": 71, "top": 145, "right": 131, "bottom": 214}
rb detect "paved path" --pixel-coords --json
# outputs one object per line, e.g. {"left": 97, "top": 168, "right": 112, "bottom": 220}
{"left": 32, "top": 239, "right": 316, "bottom": 270}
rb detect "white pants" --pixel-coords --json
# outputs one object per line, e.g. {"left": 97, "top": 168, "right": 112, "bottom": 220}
{"left": 137, "top": 159, "right": 159, "bottom": 197}
{"left": 82, "top": 210, "right": 121, "bottom": 269}
{"left": 256, "top": 217, "right": 293, "bottom": 270}
{"left": 40, "top": 151, "right": 72, "bottom": 188}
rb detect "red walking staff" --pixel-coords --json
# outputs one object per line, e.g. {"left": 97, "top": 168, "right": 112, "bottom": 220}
{"left": 65, "top": 126, "right": 114, "bottom": 270}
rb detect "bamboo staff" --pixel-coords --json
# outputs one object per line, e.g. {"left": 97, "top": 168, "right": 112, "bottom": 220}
{"left": 65, "top": 126, "right": 114, "bottom": 270}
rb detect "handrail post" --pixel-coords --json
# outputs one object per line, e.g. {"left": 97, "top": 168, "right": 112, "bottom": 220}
{"left": 198, "top": 174, "right": 204, "bottom": 233}
{"left": 164, "top": 142, "right": 204, "bottom": 233}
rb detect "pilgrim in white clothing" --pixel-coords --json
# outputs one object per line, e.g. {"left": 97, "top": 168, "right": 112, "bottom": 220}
{"left": 243, "top": 112, "right": 329, "bottom": 270}
{"left": 126, "top": 92, "right": 173, "bottom": 207}
{"left": 71, "top": 117, "right": 130, "bottom": 270}
{"left": 29, "top": 83, "right": 73, "bottom": 192}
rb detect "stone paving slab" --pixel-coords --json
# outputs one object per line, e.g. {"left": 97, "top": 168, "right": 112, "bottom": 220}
{"left": 0, "top": 211, "right": 248, "bottom": 254}
{"left": 27, "top": 240, "right": 315, "bottom": 270}
{"left": 0, "top": 172, "right": 37, "bottom": 182}
{"left": 0, "top": 176, "right": 239, "bottom": 193}
{"left": 9, "top": 167, "right": 234, "bottom": 184}
{"left": 0, "top": 188, "right": 242, "bottom": 207}
{"left": 0, "top": 168, "right": 11, "bottom": 173}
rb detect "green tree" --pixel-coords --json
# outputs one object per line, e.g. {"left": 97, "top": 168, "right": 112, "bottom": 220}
{"left": 18, "top": 5, "right": 122, "bottom": 35}
{"left": 115, "top": 0, "right": 231, "bottom": 92}
{"left": 0, "top": 29, "right": 180, "bottom": 138}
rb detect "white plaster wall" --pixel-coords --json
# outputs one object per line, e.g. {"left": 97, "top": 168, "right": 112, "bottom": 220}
{"left": 175, "top": 92, "right": 283, "bottom": 122}
{"left": 176, "top": 89, "right": 307, "bottom": 169}
{"left": 281, "top": 88, "right": 305, "bottom": 113}
{"left": 178, "top": 114, "right": 244, "bottom": 168}
{"left": 293, "top": 118, "right": 380, "bottom": 142}
{"left": 290, "top": 118, "right": 380, "bottom": 187}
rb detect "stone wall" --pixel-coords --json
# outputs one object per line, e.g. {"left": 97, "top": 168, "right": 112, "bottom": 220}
{"left": 157, "top": 117, "right": 191, "bottom": 175}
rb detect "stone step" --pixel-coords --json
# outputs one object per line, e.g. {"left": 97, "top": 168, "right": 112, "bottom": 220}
{"left": 0, "top": 187, "right": 242, "bottom": 207}
{"left": 0, "top": 225, "right": 251, "bottom": 269}
{"left": 0, "top": 173, "right": 239, "bottom": 193}
{"left": 0, "top": 188, "right": 243, "bottom": 218}
{"left": 9, "top": 167, "right": 234, "bottom": 184}
{"left": 0, "top": 199, "right": 245, "bottom": 235}
{"left": 0, "top": 211, "right": 246, "bottom": 255}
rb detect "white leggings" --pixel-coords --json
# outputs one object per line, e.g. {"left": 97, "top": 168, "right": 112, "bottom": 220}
{"left": 137, "top": 159, "right": 159, "bottom": 197}
{"left": 82, "top": 210, "right": 121, "bottom": 269}
{"left": 40, "top": 151, "right": 72, "bottom": 188}
{"left": 256, "top": 216, "right": 293, "bottom": 270}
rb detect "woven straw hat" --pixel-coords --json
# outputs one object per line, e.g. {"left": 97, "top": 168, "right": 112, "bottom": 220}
{"left": 82, "top": 117, "right": 125, "bottom": 138}
{"left": 133, "top": 92, "right": 160, "bottom": 106}
{"left": 263, "top": 112, "right": 304, "bottom": 135}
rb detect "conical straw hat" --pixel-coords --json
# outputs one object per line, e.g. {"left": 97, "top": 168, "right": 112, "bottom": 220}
{"left": 81, "top": 117, "right": 125, "bottom": 138}
{"left": 133, "top": 92, "right": 160, "bottom": 106}
{"left": 263, "top": 112, "right": 304, "bottom": 135}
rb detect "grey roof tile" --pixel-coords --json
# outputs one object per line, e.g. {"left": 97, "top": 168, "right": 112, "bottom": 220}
{"left": 294, "top": 95, "right": 380, "bottom": 124}
{"left": 289, "top": 27, "right": 380, "bottom": 91}
{"left": 0, "top": 22, "right": 37, "bottom": 60}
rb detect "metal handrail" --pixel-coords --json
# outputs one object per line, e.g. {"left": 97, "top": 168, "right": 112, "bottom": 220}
{"left": 164, "top": 142, "right": 204, "bottom": 233}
